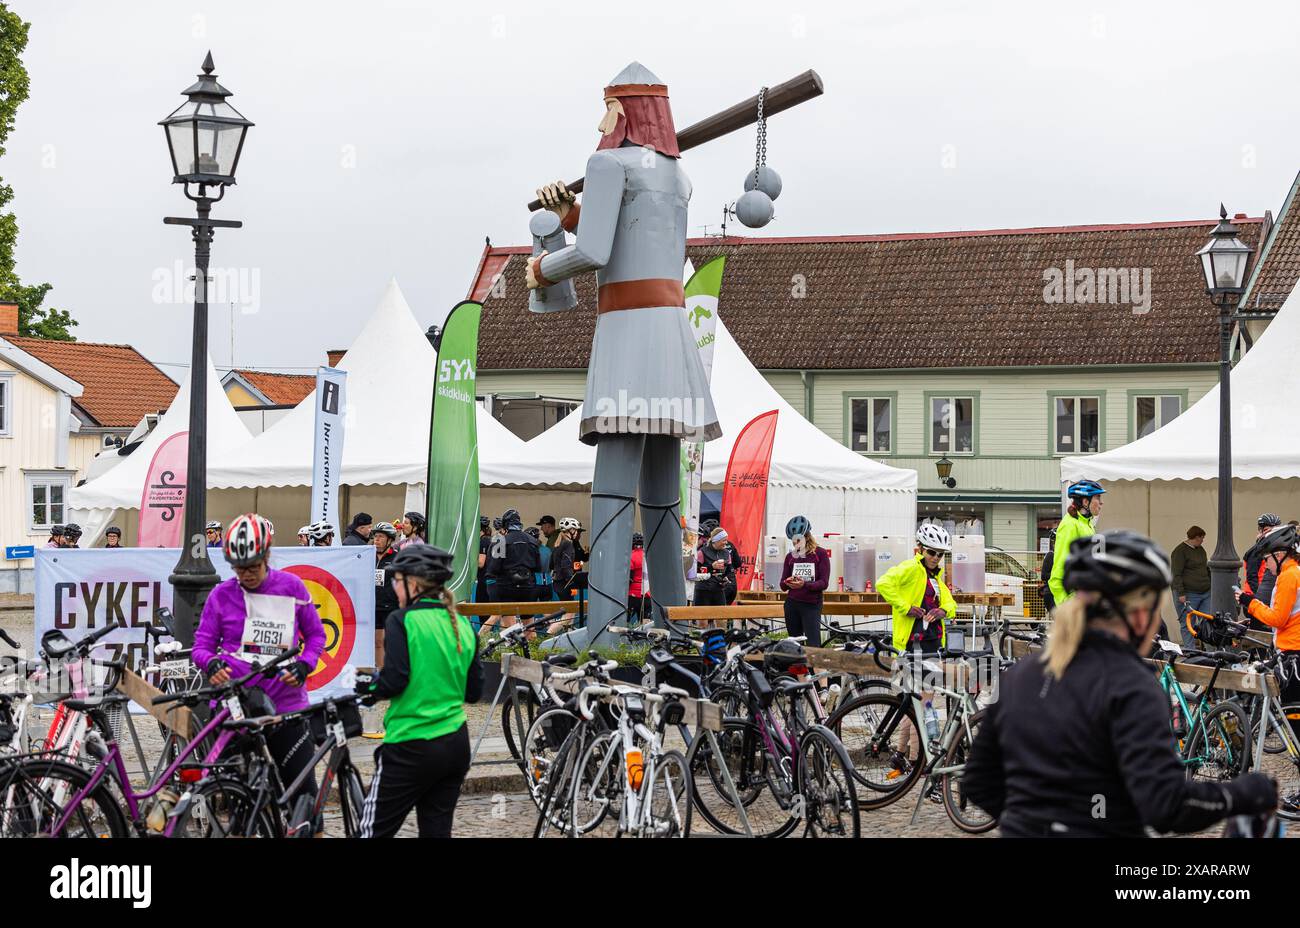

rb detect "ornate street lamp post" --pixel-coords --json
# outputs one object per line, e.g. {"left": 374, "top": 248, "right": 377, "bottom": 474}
{"left": 160, "top": 53, "right": 253, "bottom": 644}
{"left": 1194, "top": 205, "right": 1253, "bottom": 616}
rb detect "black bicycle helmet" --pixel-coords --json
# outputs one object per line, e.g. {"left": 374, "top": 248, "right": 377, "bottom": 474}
{"left": 403, "top": 510, "right": 427, "bottom": 533}
{"left": 105, "top": 526, "right": 122, "bottom": 536}
{"left": 480, "top": 515, "right": 491, "bottom": 531}
{"left": 492, "top": 517, "right": 503, "bottom": 531}
{"left": 525, "top": 526, "right": 541, "bottom": 540}
{"left": 1258, "top": 512, "right": 1282, "bottom": 529}
{"left": 501, "top": 508, "right": 523, "bottom": 531}
{"left": 785, "top": 515, "right": 811, "bottom": 540}
{"left": 700, "top": 518, "right": 719, "bottom": 536}
{"left": 389, "top": 543, "right": 454, "bottom": 584}
{"left": 632, "top": 531, "right": 645, "bottom": 548}
{"left": 764, "top": 637, "right": 807, "bottom": 672}
{"left": 1261, "top": 524, "right": 1298, "bottom": 554}
{"left": 63, "top": 523, "right": 82, "bottom": 540}
{"left": 1062, "top": 530, "right": 1172, "bottom": 598}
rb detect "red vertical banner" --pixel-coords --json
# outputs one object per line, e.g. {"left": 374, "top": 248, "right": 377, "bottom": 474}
{"left": 720, "top": 410, "right": 779, "bottom": 594}
{"left": 138, "top": 431, "right": 189, "bottom": 548}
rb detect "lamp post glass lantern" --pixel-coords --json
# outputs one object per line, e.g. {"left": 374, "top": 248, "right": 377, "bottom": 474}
{"left": 1196, "top": 204, "right": 1254, "bottom": 617}
{"left": 161, "top": 53, "right": 250, "bottom": 645}
{"left": 935, "top": 454, "right": 956, "bottom": 489}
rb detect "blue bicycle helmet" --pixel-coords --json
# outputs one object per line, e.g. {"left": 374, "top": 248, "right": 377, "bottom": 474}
{"left": 1067, "top": 480, "right": 1105, "bottom": 500}
{"left": 785, "top": 515, "right": 811, "bottom": 539}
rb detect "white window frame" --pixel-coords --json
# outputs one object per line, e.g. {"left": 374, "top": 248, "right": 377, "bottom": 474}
{"left": 849, "top": 396, "right": 892, "bottom": 454}
{"left": 1134, "top": 393, "right": 1182, "bottom": 440}
{"left": 0, "top": 373, "right": 12, "bottom": 437}
{"left": 1054, "top": 395, "right": 1102, "bottom": 455}
{"left": 930, "top": 395, "right": 976, "bottom": 456}
{"left": 25, "top": 471, "right": 72, "bottom": 533}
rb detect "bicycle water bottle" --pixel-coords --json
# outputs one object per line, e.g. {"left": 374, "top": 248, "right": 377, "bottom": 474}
{"left": 626, "top": 749, "right": 644, "bottom": 791}
{"left": 924, "top": 701, "right": 940, "bottom": 742}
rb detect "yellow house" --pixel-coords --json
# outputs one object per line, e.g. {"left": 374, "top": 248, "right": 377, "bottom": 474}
{"left": 0, "top": 303, "right": 178, "bottom": 591}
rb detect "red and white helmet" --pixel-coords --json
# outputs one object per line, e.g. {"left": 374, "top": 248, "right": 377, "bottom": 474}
{"left": 225, "top": 513, "right": 274, "bottom": 567}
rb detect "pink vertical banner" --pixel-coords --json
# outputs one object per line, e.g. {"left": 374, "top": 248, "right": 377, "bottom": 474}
{"left": 138, "top": 431, "right": 189, "bottom": 548}
{"left": 720, "top": 410, "right": 779, "bottom": 594}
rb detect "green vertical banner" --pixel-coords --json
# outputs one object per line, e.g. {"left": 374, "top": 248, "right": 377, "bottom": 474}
{"left": 681, "top": 256, "right": 726, "bottom": 589}
{"left": 426, "top": 300, "right": 482, "bottom": 604}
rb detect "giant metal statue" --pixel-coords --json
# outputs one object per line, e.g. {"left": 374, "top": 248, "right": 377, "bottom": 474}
{"left": 525, "top": 63, "right": 823, "bottom": 648}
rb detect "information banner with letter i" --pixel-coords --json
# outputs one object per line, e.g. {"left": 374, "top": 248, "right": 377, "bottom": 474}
{"left": 679, "top": 255, "right": 725, "bottom": 588}
{"left": 310, "top": 367, "right": 347, "bottom": 542}
{"left": 426, "top": 300, "right": 482, "bottom": 605}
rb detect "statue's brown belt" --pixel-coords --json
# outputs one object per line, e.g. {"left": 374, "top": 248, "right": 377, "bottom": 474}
{"left": 597, "top": 279, "right": 686, "bottom": 314}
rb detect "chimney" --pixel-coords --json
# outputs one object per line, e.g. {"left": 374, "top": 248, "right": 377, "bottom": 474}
{"left": 327, "top": 349, "right": 345, "bottom": 368}
{"left": 0, "top": 302, "right": 17, "bottom": 337}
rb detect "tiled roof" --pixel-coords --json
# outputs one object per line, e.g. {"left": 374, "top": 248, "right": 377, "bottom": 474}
{"left": 1241, "top": 171, "right": 1300, "bottom": 313}
{"left": 4, "top": 336, "right": 177, "bottom": 427}
{"left": 472, "top": 217, "right": 1265, "bottom": 370}
{"left": 229, "top": 369, "right": 314, "bottom": 406}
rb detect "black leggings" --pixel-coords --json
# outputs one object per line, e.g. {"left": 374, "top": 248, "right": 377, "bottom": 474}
{"left": 783, "top": 599, "right": 822, "bottom": 648}
{"left": 360, "top": 724, "right": 471, "bottom": 838}
{"left": 1280, "top": 654, "right": 1300, "bottom": 740}
{"left": 266, "top": 718, "right": 320, "bottom": 830}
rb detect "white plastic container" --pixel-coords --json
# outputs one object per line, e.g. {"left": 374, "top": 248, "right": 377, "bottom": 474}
{"left": 872, "top": 535, "right": 912, "bottom": 587}
{"left": 820, "top": 534, "right": 844, "bottom": 593}
{"left": 762, "top": 535, "right": 786, "bottom": 591}
{"left": 842, "top": 535, "right": 874, "bottom": 592}
{"left": 951, "top": 534, "right": 986, "bottom": 594}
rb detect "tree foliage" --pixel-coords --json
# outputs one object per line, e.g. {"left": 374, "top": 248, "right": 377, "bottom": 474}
{"left": 0, "top": 4, "right": 76, "bottom": 340}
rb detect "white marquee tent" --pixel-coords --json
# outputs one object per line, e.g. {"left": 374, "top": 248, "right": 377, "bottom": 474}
{"left": 480, "top": 319, "right": 918, "bottom": 537}
{"left": 1061, "top": 278, "right": 1300, "bottom": 547}
{"left": 71, "top": 280, "right": 527, "bottom": 541}
{"left": 68, "top": 355, "right": 252, "bottom": 547}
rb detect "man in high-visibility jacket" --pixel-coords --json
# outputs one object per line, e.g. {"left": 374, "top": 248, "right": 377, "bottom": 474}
{"left": 1047, "top": 480, "right": 1105, "bottom": 607}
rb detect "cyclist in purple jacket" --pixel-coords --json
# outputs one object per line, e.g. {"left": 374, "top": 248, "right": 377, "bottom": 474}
{"left": 193, "top": 513, "right": 328, "bottom": 827}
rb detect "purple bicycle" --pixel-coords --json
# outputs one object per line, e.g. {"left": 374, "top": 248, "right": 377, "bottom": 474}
{"left": 0, "top": 646, "right": 301, "bottom": 838}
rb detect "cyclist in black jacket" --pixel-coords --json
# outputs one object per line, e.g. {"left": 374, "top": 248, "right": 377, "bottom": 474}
{"left": 962, "top": 530, "right": 1277, "bottom": 837}
{"left": 485, "top": 509, "right": 541, "bottom": 623}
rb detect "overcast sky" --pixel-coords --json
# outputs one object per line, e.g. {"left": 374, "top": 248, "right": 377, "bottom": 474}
{"left": 7, "top": 0, "right": 1300, "bottom": 380}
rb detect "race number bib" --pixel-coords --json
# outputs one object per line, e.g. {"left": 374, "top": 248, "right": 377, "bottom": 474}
{"left": 374, "top": 569, "right": 386, "bottom": 587}
{"left": 237, "top": 591, "right": 296, "bottom": 663}
{"left": 792, "top": 562, "right": 815, "bottom": 581}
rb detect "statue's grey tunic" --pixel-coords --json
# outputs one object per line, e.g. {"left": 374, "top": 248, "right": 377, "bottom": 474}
{"left": 539, "top": 145, "right": 721, "bottom": 445}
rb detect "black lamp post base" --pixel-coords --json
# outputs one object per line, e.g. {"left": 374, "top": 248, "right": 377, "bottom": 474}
{"left": 1207, "top": 555, "right": 1241, "bottom": 619}
{"left": 169, "top": 564, "right": 219, "bottom": 647}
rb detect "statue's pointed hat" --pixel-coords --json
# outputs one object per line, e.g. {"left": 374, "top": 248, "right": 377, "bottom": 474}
{"left": 598, "top": 61, "right": 679, "bottom": 158}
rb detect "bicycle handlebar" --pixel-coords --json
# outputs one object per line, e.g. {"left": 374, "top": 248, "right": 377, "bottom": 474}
{"left": 72, "top": 621, "right": 124, "bottom": 656}
{"left": 152, "top": 644, "right": 301, "bottom": 706}
{"left": 578, "top": 683, "right": 613, "bottom": 721}
{"left": 0, "top": 627, "right": 19, "bottom": 649}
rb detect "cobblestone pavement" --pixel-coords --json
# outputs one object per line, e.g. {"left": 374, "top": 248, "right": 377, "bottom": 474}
{"left": 4, "top": 610, "right": 1295, "bottom": 838}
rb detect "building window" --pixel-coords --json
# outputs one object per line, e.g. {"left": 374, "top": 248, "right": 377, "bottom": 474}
{"left": 849, "top": 397, "right": 892, "bottom": 453}
{"left": 931, "top": 396, "right": 974, "bottom": 454}
{"left": 1135, "top": 394, "right": 1182, "bottom": 439}
{"left": 0, "top": 375, "right": 10, "bottom": 436}
{"left": 27, "top": 474, "right": 70, "bottom": 531}
{"left": 1054, "top": 396, "right": 1100, "bottom": 454}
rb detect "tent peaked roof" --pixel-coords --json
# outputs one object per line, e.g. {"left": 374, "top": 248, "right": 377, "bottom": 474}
{"left": 207, "top": 280, "right": 523, "bottom": 489}
{"left": 69, "top": 352, "right": 251, "bottom": 513}
{"left": 1062, "top": 277, "right": 1300, "bottom": 482}
{"left": 482, "top": 318, "right": 917, "bottom": 491}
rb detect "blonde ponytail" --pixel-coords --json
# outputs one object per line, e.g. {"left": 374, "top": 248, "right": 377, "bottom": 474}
{"left": 1042, "top": 596, "right": 1086, "bottom": 680}
{"left": 438, "top": 586, "right": 464, "bottom": 652}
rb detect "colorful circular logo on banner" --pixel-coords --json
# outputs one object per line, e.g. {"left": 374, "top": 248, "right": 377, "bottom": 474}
{"left": 284, "top": 564, "right": 357, "bottom": 691}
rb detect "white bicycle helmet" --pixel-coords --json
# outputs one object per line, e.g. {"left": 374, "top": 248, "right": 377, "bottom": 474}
{"left": 558, "top": 517, "right": 582, "bottom": 532}
{"left": 308, "top": 521, "right": 335, "bottom": 544}
{"left": 225, "top": 513, "right": 274, "bottom": 567}
{"left": 916, "top": 523, "right": 952, "bottom": 552}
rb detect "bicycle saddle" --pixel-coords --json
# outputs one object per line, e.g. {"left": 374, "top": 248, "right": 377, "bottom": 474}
{"left": 545, "top": 653, "right": 577, "bottom": 667}
{"left": 774, "top": 678, "right": 814, "bottom": 695}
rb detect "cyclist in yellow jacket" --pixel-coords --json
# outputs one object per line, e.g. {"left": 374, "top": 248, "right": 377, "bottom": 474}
{"left": 1047, "top": 480, "right": 1105, "bottom": 607}
{"left": 878, "top": 523, "right": 958, "bottom": 655}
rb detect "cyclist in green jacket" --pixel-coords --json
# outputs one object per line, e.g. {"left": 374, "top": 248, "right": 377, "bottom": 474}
{"left": 1047, "top": 480, "right": 1105, "bottom": 608}
{"left": 356, "top": 544, "right": 483, "bottom": 838}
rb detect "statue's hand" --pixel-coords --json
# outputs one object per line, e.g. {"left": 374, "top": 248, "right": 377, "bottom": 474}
{"left": 525, "top": 253, "right": 547, "bottom": 290}
{"left": 537, "top": 180, "right": 575, "bottom": 221}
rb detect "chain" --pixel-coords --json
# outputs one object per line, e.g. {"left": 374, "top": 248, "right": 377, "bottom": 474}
{"left": 754, "top": 86, "right": 768, "bottom": 181}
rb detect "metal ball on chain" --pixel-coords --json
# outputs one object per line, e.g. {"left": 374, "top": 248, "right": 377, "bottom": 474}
{"left": 736, "top": 189, "right": 774, "bottom": 228}
{"left": 743, "top": 165, "right": 782, "bottom": 200}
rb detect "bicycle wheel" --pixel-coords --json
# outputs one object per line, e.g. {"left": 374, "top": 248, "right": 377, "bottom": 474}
{"left": 642, "top": 749, "right": 691, "bottom": 837}
{"left": 687, "top": 719, "right": 799, "bottom": 838}
{"left": 1262, "top": 704, "right": 1300, "bottom": 821}
{"left": 570, "top": 733, "right": 622, "bottom": 836}
{"left": 337, "top": 763, "right": 367, "bottom": 838}
{"left": 522, "top": 707, "right": 580, "bottom": 808}
{"left": 1184, "top": 701, "right": 1251, "bottom": 783}
{"left": 940, "top": 708, "right": 996, "bottom": 834}
{"left": 501, "top": 686, "right": 540, "bottom": 771}
{"left": 796, "top": 726, "right": 860, "bottom": 838}
{"left": 0, "top": 757, "right": 128, "bottom": 838}
{"left": 826, "top": 692, "right": 923, "bottom": 806}
{"left": 172, "top": 777, "right": 281, "bottom": 838}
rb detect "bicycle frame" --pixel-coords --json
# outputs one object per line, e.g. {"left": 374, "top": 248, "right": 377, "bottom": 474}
{"left": 47, "top": 700, "right": 241, "bottom": 837}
